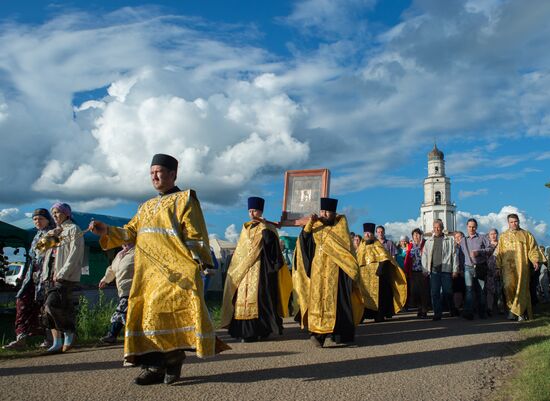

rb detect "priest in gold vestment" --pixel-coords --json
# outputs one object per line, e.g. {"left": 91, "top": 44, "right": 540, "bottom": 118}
{"left": 293, "top": 198, "right": 363, "bottom": 347}
{"left": 496, "top": 213, "right": 545, "bottom": 321}
{"left": 356, "top": 223, "right": 407, "bottom": 322}
{"left": 220, "top": 197, "right": 292, "bottom": 342}
{"left": 90, "top": 154, "right": 228, "bottom": 386}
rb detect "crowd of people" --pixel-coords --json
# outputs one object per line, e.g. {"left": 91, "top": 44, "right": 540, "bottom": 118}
{"left": 1, "top": 152, "right": 549, "bottom": 387}
{"left": 350, "top": 217, "right": 549, "bottom": 324}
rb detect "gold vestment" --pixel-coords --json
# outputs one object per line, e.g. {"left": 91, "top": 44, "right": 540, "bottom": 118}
{"left": 293, "top": 215, "right": 364, "bottom": 334}
{"left": 356, "top": 240, "right": 407, "bottom": 312}
{"left": 220, "top": 221, "right": 292, "bottom": 328}
{"left": 496, "top": 229, "right": 544, "bottom": 319}
{"left": 100, "top": 189, "right": 226, "bottom": 361}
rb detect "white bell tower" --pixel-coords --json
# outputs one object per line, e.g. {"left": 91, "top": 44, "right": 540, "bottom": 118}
{"left": 420, "top": 144, "right": 456, "bottom": 234}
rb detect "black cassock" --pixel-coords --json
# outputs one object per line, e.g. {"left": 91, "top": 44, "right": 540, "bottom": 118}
{"left": 297, "top": 229, "right": 355, "bottom": 343}
{"left": 228, "top": 225, "right": 284, "bottom": 341}
{"left": 363, "top": 256, "right": 395, "bottom": 322}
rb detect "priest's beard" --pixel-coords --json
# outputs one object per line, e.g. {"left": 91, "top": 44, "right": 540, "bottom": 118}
{"left": 320, "top": 215, "right": 336, "bottom": 226}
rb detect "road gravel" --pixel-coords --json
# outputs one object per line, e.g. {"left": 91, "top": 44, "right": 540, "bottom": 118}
{"left": 0, "top": 312, "right": 518, "bottom": 401}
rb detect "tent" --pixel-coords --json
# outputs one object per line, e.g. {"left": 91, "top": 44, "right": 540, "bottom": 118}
{"left": 208, "top": 238, "right": 237, "bottom": 293}
{"left": 0, "top": 220, "right": 31, "bottom": 249}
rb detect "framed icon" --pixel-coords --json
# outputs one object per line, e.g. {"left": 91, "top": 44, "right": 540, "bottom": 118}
{"left": 280, "top": 169, "right": 330, "bottom": 226}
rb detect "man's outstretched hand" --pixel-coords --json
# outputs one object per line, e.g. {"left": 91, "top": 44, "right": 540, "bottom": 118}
{"left": 89, "top": 220, "right": 108, "bottom": 236}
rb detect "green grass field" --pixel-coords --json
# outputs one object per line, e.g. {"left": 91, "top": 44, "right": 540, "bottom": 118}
{"left": 493, "top": 303, "right": 550, "bottom": 401}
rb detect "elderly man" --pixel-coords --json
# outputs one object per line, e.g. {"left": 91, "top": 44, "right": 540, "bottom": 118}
{"left": 90, "top": 154, "right": 228, "bottom": 385}
{"left": 496, "top": 213, "right": 545, "bottom": 321}
{"left": 421, "top": 219, "right": 459, "bottom": 320}
{"left": 459, "top": 219, "right": 493, "bottom": 320}
{"left": 220, "top": 197, "right": 292, "bottom": 342}
{"left": 357, "top": 223, "right": 407, "bottom": 322}
{"left": 293, "top": 198, "right": 363, "bottom": 347}
{"left": 376, "top": 225, "right": 398, "bottom": 258}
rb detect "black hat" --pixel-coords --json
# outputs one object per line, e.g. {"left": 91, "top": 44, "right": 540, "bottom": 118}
{"left": 363, "top": 223, "right": 375, "bottom": 234}
{"left": 320, "top": 197, "right": 338, "bottom": 213}
{"left": 32, "top": 208, "right": 52, "bottom": 220}
{"left": 247, "top": 197, "right": 265, "bottom": 211}
{"left": 151, "top": 154, "right": 178, "bottom": 171}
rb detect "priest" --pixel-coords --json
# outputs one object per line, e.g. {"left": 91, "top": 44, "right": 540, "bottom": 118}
{"left": 293, "top": 198, "right": 363, "bottom": 347}
{"left": 496, "top": 213, "right": 545, "bottom": 320}
{"left": 220, "top": 197, "right": 292, "bottom": 342}
{"left": 90, "top": 153, "right": 229, "bottom": 386}
{"left": 357, "top": 223, "right": 407, "bottom": 322}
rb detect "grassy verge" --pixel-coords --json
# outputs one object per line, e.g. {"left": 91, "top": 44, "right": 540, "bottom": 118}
{"left": 0, "top": 293, "right": 223, "bottom": 359}
{"left": 492, "top": 303, "right": 550, "bottom": 401}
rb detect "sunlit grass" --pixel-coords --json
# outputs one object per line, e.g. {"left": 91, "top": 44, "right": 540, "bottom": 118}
{"left": 492, "top": 303, "right": 550, "bottom": 401}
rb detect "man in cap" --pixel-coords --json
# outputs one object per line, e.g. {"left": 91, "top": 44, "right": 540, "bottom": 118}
{"left": 293, "top": 198, "right": 364, "bottom": 347}
{"left": 90, "top": 153, "right": 228, "bottom": 385}
{"left": 357, "top": 223, "right": 407, "bottom": 322}
{"left": 220, "top": 197, "right": 292, "bottom": 342}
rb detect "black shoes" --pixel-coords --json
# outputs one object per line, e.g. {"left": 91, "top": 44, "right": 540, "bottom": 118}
{"left": 462, "top": 312, "right": 474, "bottom": 320}
{"left": 309, "top": 335, "right": 323, "bottom": 348}
{"left": 164, "top": 363, "right": 182, "bottom": 385}
{"left": 432, "top": 314, "right": 442, "bottom": 321}
{"left": 134, "top": 368, "right": 165, "bottom": 385}
{"left": 100, "top": 334, "right": 117, "bottom": 344}
{"left": 417, "top": 312, "right": 428, "bottom": 319}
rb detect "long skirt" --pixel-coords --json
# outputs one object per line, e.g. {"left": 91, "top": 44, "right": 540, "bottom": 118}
{"left": 43, "top": 282, "right": 76, "bottom": 332}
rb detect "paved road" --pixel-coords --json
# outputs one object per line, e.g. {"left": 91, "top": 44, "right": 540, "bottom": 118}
{"left": 0, "top": 313, "right": 518, "bottom": 401}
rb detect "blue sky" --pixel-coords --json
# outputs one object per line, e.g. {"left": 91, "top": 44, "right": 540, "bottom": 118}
{"left": 0, "top": 0, "right": 549, "bottom": 244}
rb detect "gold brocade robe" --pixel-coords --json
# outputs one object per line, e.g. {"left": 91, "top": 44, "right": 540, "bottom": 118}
{"left": 496, "top": 229, "right": 544, "bottom": 319}
{"left": 220, "top": 221, "right": 292, "bottom": 328}
{"left": 99, "top": 189, "right": 225, "bottom": 361}
{"left": 356, "top": 240, "right": 407, "bottom": 313}
{"left": 293, "top": 215, "right": 364, "bottom": 334}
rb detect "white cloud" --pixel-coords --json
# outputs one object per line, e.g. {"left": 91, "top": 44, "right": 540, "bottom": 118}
{"left": 71, "top": 198, "right": 123, "bottom": 212}
{"left": 277, "top": 229, "right": 290, "bottom": 237}
{"left": 224, "top": 224, "right": 239, "bottom": 243}
{"left": 382, "top": 217, "right": 422, "bottom": 241}
{"left": 1, "top": 2, "right": 550, "bottom": 211}
{"left": 282, "top": 0, "right": 376, "bottom": 39}
{"left": 384, "top": 206, "right": 549, "bottom": 245}
{"left": 0, "top": 208, "right": 23, "bottom": 222}
{"left": 0, "top": 11, "right": 308, "bottom": 205}
{"left": 458, "top": 188, "right": 488, "bottom": 199}
{"left": 457, "top": 206, "right": 549, "bottom": 244}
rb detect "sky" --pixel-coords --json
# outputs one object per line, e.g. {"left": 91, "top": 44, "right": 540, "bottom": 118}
{"left": 0, "top": 0, "right": 549, "bottom": 246}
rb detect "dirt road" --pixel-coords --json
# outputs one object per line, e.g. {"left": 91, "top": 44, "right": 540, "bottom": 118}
{"left": 0, "top": 313, "right": 518, "bottom": 401}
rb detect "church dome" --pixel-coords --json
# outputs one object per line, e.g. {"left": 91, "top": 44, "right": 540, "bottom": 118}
{"left": 428, "top": 144, "right": 444, "bottom": 160}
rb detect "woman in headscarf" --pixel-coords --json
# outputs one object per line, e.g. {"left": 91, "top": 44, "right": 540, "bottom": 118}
{"left": 41, "top": 202, "right": 84, "bottom": 353}
{"left": 3, "top": 209, "right": 55, "bottom": 350}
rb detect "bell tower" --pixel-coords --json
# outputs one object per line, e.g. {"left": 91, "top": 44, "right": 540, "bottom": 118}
{"left": 420, "top": 144, "right": 456, "bottom": 234}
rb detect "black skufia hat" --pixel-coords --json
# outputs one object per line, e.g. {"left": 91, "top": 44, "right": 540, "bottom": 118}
{"left": 320, "top": 197, "right": 338, "bottom": 213}
{"left": 247, "top": 197, "right": 265, "bottom": 211}
{"left": 363, "top": 223, "right": 376, "bottom": 234}
{"left": 151, "top": 154, "right": 178, "bottom": 171}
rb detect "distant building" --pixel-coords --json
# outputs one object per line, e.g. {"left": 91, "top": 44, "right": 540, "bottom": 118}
{"left": 420, "top": 144, "right": 456, "bottom": 234}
